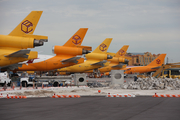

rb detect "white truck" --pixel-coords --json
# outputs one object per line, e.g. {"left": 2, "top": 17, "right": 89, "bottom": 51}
{"left": 20, "top": 77, "right": 33, "bottom": 87}
{"left": 0, "top": 72, "right": 11, "bottom": 86}
{"left": 20, "top": 73, "right": 49, "bottom": 87}
{"left": 20, "top": 73, "right": 35, "bottom": 87}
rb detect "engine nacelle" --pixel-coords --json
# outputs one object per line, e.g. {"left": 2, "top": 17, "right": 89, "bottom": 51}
{"left": 0, "top": 35, "right": 43, "bottom": 48}
{"left": 52, "top": 46, "right": 89, "bottom": 55}
{"left": 85, "top": 53, "right": 112, "bottom": 60}
{"left": 109, "top": 57, "right": 129, "bottom": 63}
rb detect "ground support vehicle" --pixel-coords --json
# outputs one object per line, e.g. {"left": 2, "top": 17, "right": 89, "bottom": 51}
{"left": 0, "top": 72, "right": 11, "bottom": 86}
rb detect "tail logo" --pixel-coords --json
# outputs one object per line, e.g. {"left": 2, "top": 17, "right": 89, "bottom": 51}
{"left": 72, "top": 35, "right": 81, "bottom": 45}
{"left": 99, "top": 43, "right": 107, "bottom": 52}
{"left": 27, "top": 59, "right": 34, "bottom": 63}
{"left": 118, "top": 49, "right": 125, "bottom": 56}
{"left": 156, "top": 59, "right": 161, "bottom": 64}
{"left": 21, "top": 20, "right": 33, "bottom": 33}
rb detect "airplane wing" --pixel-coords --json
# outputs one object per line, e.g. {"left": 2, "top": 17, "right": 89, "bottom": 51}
{"left": 1, "top": 63, "right": 23, "bottom": 70}
{"left": 111, "top": 64, "right": 126, "bottom": 68}
{"left": 91, "top": 60, "right": 107, "bottom": 67}
{"left": 61, "top": 56, "right": 81, "bottom": 64}
{"left": 106, "top": 53, "right": 132, "bottom": 60}
{"left": 151, "top": 66, "right": 161, "bottom": 69}
{"left": 5, "top": 50, "right": 30, "bottom": 58}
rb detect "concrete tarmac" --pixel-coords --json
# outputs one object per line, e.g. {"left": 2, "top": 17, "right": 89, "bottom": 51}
{"left": 0, "top": 97, "right": 180, "bottom": 120}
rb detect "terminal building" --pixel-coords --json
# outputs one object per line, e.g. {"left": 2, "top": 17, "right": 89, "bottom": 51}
{"left": 125, "top": 52, "right": 160, "bottom": 66}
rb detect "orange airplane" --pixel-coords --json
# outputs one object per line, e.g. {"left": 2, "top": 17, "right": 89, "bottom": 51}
{"left": 58, "top": 38, "right": 113, "bottom": 73}
{"left": 122, "top": 54, "right": 166, "bottom": 74}
{"left": 87, "top": 45, "right": 129, "bottom": 74}
{"left": 16, "top": 28, "right": 91, "bottom": 71}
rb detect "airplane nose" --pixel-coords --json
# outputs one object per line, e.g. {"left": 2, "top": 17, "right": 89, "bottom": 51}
{"left": 82, "top": 49, "right": 91, "bottom": 54}
{"left": 124, "top": 59, "right": 129, "bottom": 64}
{"left": 107, "top": 55, "right": 113, "bottom": 59}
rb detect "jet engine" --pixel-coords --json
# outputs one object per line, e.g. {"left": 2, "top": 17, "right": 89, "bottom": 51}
{"left": 109, "top": 57, "right": 129, "bottom": 64}
{"left": 52, "top": 46, "right": 90, "bottom": 55}
{"left": 85, "top": 53, "right": 113, "bottom": 60}
{"left": 0, "top": 35, "right": 44, "bottom": 48}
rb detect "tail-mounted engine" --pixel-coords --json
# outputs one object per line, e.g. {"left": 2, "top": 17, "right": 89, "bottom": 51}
{"left": 109, "top": 57, "right": 129, "bottom": 64}
{"left": 52, "top": 46, "right": 90, "bottom": 55}
{"left": 0, "top": 35, "right": 46, "bottom": 48}
{"left": 85, "top": 53, "right": 113, "bottom": 60}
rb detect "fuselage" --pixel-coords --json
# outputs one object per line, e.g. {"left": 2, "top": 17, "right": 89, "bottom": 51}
{"left": 17, "top": 54, "right": 84, "bottom": 71}
{"left": 59, "top": 60, "right": 109, "bottom": 73}
{"left": 86, "top": 63, "right": 119, "bottom": 73}
{"left": 123, "top": 66, "right": 158, "bottom": 74}
{"left": 98, "top": 63, "right": 121, "bottom": 72}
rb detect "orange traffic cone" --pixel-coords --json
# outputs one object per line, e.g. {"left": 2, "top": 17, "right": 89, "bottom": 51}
{"left": 98, "top": 90, "right": 101, "bottom": 93}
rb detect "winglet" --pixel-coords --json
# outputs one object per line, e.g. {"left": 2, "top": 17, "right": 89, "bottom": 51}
{"left": 115, "top": 45, "right": 129, "bottom": 57}
{"left": 63, "top": 28, "right": 88, "bottom": 47}
{"left": 92, "top": 38, "right": 112, "bottom": 53}
{"left": 147, "top": 54, "right": 166, "bottom": 66}
{"left": 9, "top": 11, "right": 43, "bottom": 36}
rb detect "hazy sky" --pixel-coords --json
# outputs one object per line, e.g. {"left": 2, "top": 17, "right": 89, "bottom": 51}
{"left": 0, "top": 0, "right": 180, "bottom": 63}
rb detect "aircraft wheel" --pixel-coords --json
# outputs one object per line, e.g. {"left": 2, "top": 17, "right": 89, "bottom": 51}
{"left": 7, "top": 81, "right": 11, "bottom": 86}
{"left": 0, "top": 83, "right": 5, "bottom": 87}
{"left": 53, "top": 82, "right": 59, "bottom": 87}
{"left": 22, "top": 81, "right": 27, "bottom": 87}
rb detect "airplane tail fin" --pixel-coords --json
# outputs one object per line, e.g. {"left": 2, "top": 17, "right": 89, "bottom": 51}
{"left": 115, "top": 45, "right": 129, "bottom": 57}
{"left": 63, "top": 28, "right": 88, "bottom": 47}
{"left": 92, "top": 38, "right": 112, "bottom": 53}
{"left": 9, "top": 11, "right": 43, "bottom": 36}
{"left": 147, "top": 54, "right": 166, "bottom": 66}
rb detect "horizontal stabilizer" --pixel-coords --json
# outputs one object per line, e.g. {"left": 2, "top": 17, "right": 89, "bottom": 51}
{"left": 151, "top": 66, "right": 161, "bottom": 69}
{"left": 91, "top": 60, "right": 107, "bottom": 67}
{"left": 23, "top": 34, "right": 48, "bottom": 42}
{"left": 61, "top": 56, "right": 81, "bottom": 64}
{"left": 5, "top": 50, "right": 30, "bottom": 58}
{"left": 106, "top": 53, "right": 131, "bottom": 60}
{"left": 107, "top": 52, "right": 116, "bottom": 57}
{"left": 76, "top": 45, "right": 92, "bottom": 51}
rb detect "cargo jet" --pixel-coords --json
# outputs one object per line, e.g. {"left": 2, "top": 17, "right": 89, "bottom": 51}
{"left": 16, "top": 28, "right": 90, "bottom": 71}
{"left": 122, "top": 54, "right": 166, "bottom": 74}
{"left": 86, "top": 45, "right": 129, "bottom": 74}
{"left": 0, "top": 11, "right": 48, "bottom": 70}
{"left": 58, "top": 38, "right": 114, "bottom": 73}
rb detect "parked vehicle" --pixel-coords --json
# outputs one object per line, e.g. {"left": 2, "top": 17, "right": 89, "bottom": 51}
{"left": 0, "top": 72, "right": 11, "bottom": 86}
{"left": 20, "top": 73, "right": 35, "bottom": 87}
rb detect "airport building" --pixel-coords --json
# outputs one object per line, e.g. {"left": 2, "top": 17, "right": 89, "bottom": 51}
{"left": 126, "top": 52, "right": 160, "bottom": 66}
